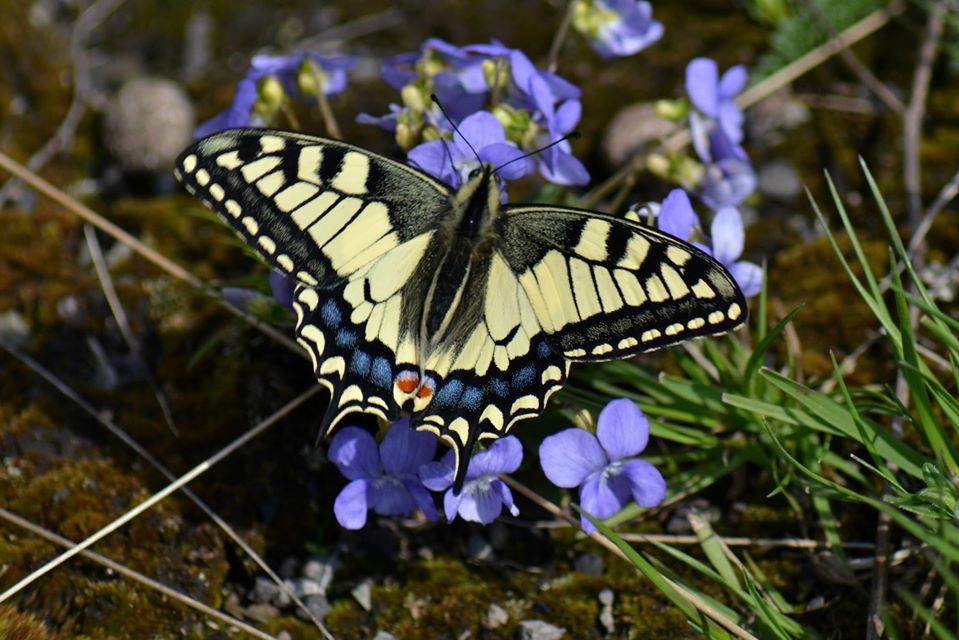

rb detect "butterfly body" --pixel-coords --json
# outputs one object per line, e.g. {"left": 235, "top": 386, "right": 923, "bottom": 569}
{"left": 176, "top": 129, "right": 746, "bottom": 489}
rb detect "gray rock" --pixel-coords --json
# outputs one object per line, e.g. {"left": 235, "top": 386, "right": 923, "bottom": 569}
{"left": 758, "top": 160, "right": 802, "bottom": 200}
{"left": 290, "top": 577, "right": 325, "bottom": 598}
{"left": 250, "top": 576, "right": 280, "bottom": 604}
{"left": 601, "top": 102, "right": 674, "bottom": 167}
{"left": 483, "top": 603, "right": 509, "bottom": 629}
{"left": 598, "top": 588, "right": 615, "bottom": 635}
{"left": 573, "top": 552, "right": 604, "bottom": 577}
{"left": 351, "top": 579, "right": 373, "bottom": 611}
{"left": 302, "top": 557, "right": 335, "bottom": 594}
{"left": 298, "top": 594, "right": 331, "bottom": 621}
{"left": 244, "top": 603, "right": 279, "bottom": 623}
{"left": 372, "top": 632, "right": 399, "bottom": 640}
{"left": 519, "top": 619, "right": 566, "bottom": 640}
{"left": 104, "top": 77, "right": 194, "bottom": 172}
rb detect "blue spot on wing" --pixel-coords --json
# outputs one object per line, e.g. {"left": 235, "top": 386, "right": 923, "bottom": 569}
{"left": 511, "top": 364, "right": 535, "bottom": 389}
{"left": 434, "top": 379, "right": 465, "bottom": 407}
{"left": 371, "top": 357, "right": 393, "bottom": 388}
{"left": 351, "top": 350, "right": 371, "bottom": 377}
{"left": 335, "top": 329, "right": 357, "bottom": 348}
{"left": 321, "top": 299, "right": 341, "bottom": 329}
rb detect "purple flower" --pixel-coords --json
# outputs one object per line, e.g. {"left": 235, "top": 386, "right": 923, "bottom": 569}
{"left": 573, "top": 0, "right": 664, "bottom": 59}
{"left": 657, "top": 189, "right": 762, "bottom": 297}
{"left": 268, "top": 271, "right": 295, "bottom": 310}
{"left": 195, "top": 52, "right": 354, "bottom": 138}
{"left": 539, "top": 399, "right": 665, "bottom": 534}
{"left": 685, "top": 57, "right": 747, "bottom": 144}
{"left": 406, "top": 111, "right": 532, "bottom": 189}
{"left": 690, "top": 112, "right": 756, "bottom": 210}
{"left": 419, "top": 437, "right": 522, "bottom": 524}
{"left": 329, "top": 418, "right": 438, "bottom": 529}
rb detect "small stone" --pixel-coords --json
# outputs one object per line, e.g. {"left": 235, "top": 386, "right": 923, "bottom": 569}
{"left": 103, "top": 77, "right": 195, "bottom": 172}
{"left": 351, "top": 580, "right": 373, "bottom": 611}
{"left": 291, "top": 577, "right": 325, "bottom": 598}
{"left": 276, "top": 632, "right": 292, "bottom": 640}
{"left": 467, "top": 533, "right": 493, "bottom": 561}
{"left": 573, "top": 552, "right": 604, "bottom": 577}
{"left": 598, "top": 588, "right": 615, "bottom": 635}
{"left": 519, "top": 619, "right": 566, "bottom": 640}
{"left": 0, "top": 310, "right": 29, "bottom": 345}
{"left": 482, "top": 603, "right": 509, "bottom": 629}
{"left": 372, "top": 632, "right": 399, "bottom": 640}
{"left": 250, "top": 576, "right": 280, "bottom": 604}
{"left": 302, "top": 557, "right": 335, "bottom": 594}
{"left": 757, "top": 160, "right": 802, "bottom": 200}
{"left": 601, "top": 102, "right": 674, "bottom": 167}
{"left": 244, "top": 603, "right": 279, "bottom": 623}
{"left": 297, "top": 594, "right": 331, "bottom": 621}
{"left": 272, "top": 580, "right": 293, "bottom": 608}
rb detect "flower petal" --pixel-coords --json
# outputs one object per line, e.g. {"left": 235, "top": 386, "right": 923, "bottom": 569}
{"left": 729, "top": 260, "right": 763, "bottom": 297}
{"left": 492, "top": 479, "right": 519, "bottom": 517}
{"left": 577, "top": 470, "right": 630, "bottom": 533}
{"left": 380, "top": 417, "right": 437, "bottom": 475}
{"left": 406, "top": 139, "right": 459, "bottom": 185}
{"left": 658, "top": 189, "right": 698, "bottom": 242}
{"left": 686, "top": 58, "right": 719, "bottom": 116}
{"left": 403, "top": 479, "right": 439, "bottom": 521}
{"left": 269, "top": 271, "right": 295, "bottom": 310}
{"left": 539, "top": 429, "right": 606, "bottom": 488}
{"left": 621, "top": 459, "right": 667, "bottom": 507}
{"left": 328, "top": 427, "right": 380, "bottom": 480}
{"left": 470, "top": 436, "right": 523, "bottom": 478}
{"left": 443, "top": 488, "right": 462, "bottom": 522}
{"left": 717, "top": 101, "right": 744, "bottom": 144}
{"left": 457, "top": 482, "right": 504, "bottom": 524}
{"left": 368, "top": 478, "right": 417, "bottom": 517}
{"left": 718, "top": 64, "right": 748, "bottom": 101}
{"left": 479, "top": 143, "right": 532, "bottom": 180}
{"left": 419, "top": 451, "right": 456, "bottom": 491}
{"left": 710, "top": 206, "right": 745, "bottom": 264}
{"left": 596, "top": 398, "right": 649, "bottom": 460}
{"left": 458, "top": 111, "right": 507, "bottom": 150}
{"left": 537, "top": 148, "right": 590, "bottom": 186}
{"left": 553, "top": 100, "right": 582, "bottom": 135}
{"left": 334, "top": 479, "right": 369, "bottom": 529}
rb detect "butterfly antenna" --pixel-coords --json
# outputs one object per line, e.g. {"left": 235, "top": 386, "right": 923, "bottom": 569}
{"left": 430, "top": 94, "right": 483, "bottom": 168}
{"left": 493, "top": 131, "right": 580, "bottom": 174}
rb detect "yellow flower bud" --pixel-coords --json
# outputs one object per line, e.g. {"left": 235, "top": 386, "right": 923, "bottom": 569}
{"left": 401, "top": 84, "right": 427, "bottom": 112}
{"left": 655, "top": 98, "right": 689, "bottom": 122}
{"left": 297, "top": 58, "right": 327, "bottom": 97}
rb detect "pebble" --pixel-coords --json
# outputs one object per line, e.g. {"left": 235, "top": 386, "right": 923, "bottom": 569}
{"left": 573, "top": 552, "right": 604, "bottom": 577}
{"left": 103, "top": 77, "right": 195, "bottom": 172}
{"left": 482, "top": 603, "right": 509, "bottom": 629}
{"left": 757, "top": 160, "right": 802, "bottom": 200}
{"left": 244, "top": 603, "right": 279, "bottom": 624}
{"left": 302, "top": 557, "right": 335, "bottom": 594}
{"left": 519, "top": 620, "right": 566, "bottom": 640}
{"left": 351, "top": 580, "right": 373, "bottom": 611}
{"left": 250, "top": 576, "right": 279, "bottom": 604}
{"left": 299, "top": 594, "right": 331, "bottom": 621}
{"left": 467, "top": 533, "right": 493, "bottom": 561}
{"left": 372, "top": 632, "right": 399, "bottom": 640}
{"left": 601, "top": 102, "right": 674, "bottom": 167}
{"left": 598, "top": 588, "right": 615, "bottom": 635}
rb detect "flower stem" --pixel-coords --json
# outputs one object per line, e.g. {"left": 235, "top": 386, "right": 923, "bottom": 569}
{"left": 546, "top": 0, "right": 579, "bottom": 73}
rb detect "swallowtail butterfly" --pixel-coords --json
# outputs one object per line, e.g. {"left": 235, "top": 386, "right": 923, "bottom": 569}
{"left": 175, "top": 129, "right": 746, "bottom": 489}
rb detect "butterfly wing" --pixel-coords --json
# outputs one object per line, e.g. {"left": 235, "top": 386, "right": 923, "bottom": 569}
{"left": 175, "top": 129, "right": 452, "bottom": 436}
{"left": 496, "top": 205, "right": 747, "bottom": 360}
{"left": 412, "top": 250, "right": 570, "bottom": 489}
{"left": 175, "top": 128, "right": 453, "bottom": 289}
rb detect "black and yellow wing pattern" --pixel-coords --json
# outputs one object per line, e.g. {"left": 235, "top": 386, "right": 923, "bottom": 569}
{"left": 175, "top": 128, "right": 746, "bottom": 490}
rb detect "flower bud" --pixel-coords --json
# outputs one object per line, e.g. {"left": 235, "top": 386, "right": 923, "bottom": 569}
{"left": 400, "top": 83, "right": 427, "bottom": 112}
{"left": 655, "top": 98, "right": 689, "bottom": 122}
{"left": 297, "top": 58, "right": 327, "bottom": 97}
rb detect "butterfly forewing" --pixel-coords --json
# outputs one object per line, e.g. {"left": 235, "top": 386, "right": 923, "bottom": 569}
{"left": 175, "top": 128, "right": 453, "bottom": 289}
{"left": 497, "top": 206, "right": 747, "bottom": 360}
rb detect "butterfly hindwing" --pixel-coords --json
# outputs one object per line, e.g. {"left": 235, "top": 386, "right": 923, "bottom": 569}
{"left": 175, "top": 128, "right": 453, "bottom": 289}
{"left": 292, "top": 281, "right": 403, "bottom": 437}
{"left": 497, "top": 206, "right": 747, "bottom": 361}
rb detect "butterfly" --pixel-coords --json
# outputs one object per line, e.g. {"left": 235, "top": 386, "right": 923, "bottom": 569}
{"left": 175, "top": 128, "right": 746, "bottom": 490}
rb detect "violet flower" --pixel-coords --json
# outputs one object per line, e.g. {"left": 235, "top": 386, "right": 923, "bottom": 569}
{"left": 690, "top": 112, "right": 756, "bottom": 210}
{"left": 419, "top": 437, "right": 522, "bottom": 524}
{"left": 539, "top": 399, "right": 666, "bottom": 534}
{"left": 657, "top": 188, "right": 762, "bottom": 297}
{"left": 329, "top": 418, "right": 438, "bottom": 529}
{"left": 406, "top": 111, "right": 532, "bottom": 189}
{"left": 195, "top": 52, "right": 354, "bottom": 138}
{"left": 685, "top": 57, "right": 747, "bottom": 144}
{"left": 572, "top": 0, "right": 664, "bottom": 59}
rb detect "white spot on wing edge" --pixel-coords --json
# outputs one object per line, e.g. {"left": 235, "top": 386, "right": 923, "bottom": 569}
{"left": 182, "top": 154, "right": 197, "bottom": 173}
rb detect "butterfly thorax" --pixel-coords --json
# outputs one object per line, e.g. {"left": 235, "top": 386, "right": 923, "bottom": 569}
{"left": 418, "top": 168, "right": 502, "bottom": 351}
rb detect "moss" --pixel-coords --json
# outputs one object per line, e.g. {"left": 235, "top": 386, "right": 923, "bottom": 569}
{"left": 0, "top": 604, "right": 61, "bottom": 640}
